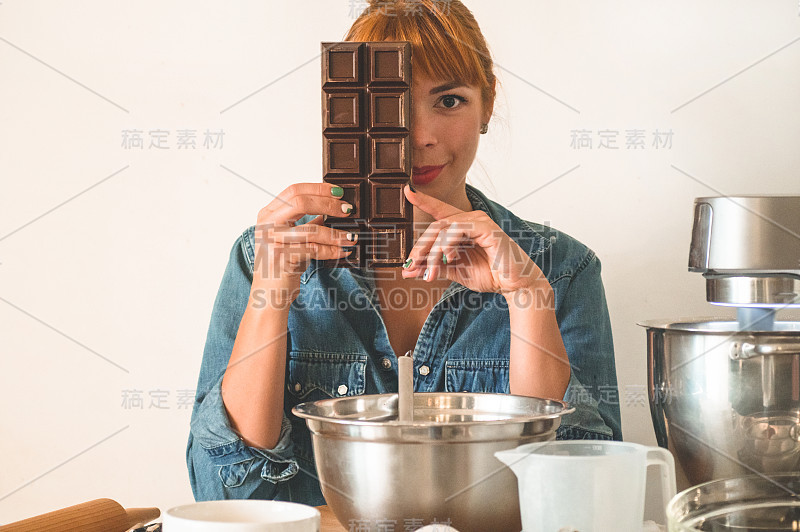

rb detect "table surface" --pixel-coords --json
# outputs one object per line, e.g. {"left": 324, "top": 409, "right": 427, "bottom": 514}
{"left": 319, "top": 505, "right": 347, "bottom": 532}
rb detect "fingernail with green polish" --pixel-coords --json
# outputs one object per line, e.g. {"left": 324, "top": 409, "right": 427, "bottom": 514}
{"left": 331, "top": 186, "right": 344, "bottom": 198}
{"left": 442, "top": 255, "right": 447, "bottom": 265}
{"left": 403, "top": 258, "right": 413, "bottom": 269}
{"left": 341, "top": 203, "right": 353, "bottom": 214}
{"left": 408, "top": 183, "right": 416, "bottom": 193}
{"left": 423, "top": 268, "right": 430, "bottom": 281}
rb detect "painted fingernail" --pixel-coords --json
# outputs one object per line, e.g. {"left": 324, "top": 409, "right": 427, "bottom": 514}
{"left": 408, "top": 183, "right": 417, "bottom": 193}
{"left": 331, "top": 186, "right": 344, "bottom": 198}
{"left": 423, "top": 268, "right": 430, "bottom": 280}
{"left": 341, "top": 203, "right": 353, "bottom": 214}
{"left": 346, "top": 232, "right": 357, "bottom": 242}
{"left": 341, "top": 246, "right": 356, "bottom": 254}
{"left": 403, "top": 258, "right": 413, "bottom": 269}
{"left": 442, "top": 255, "right": 447, "bottom": 265}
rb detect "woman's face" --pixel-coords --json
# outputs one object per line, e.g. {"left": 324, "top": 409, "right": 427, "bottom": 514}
{"left": 410, "top": 76, "right": 490, "bottom": 199}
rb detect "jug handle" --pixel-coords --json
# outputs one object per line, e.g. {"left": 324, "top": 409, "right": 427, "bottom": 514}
{"left": 646, "top": 447, "right": 677, "bottom": 515}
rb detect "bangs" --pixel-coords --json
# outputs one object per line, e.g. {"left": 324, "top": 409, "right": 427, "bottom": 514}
{"left": 345, "top": 3, "right": 489, "bottom": 89}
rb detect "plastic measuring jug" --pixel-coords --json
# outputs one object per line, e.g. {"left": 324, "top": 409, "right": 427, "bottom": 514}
{"left": 495, "top": 440, "right": 676, "bottom": 532}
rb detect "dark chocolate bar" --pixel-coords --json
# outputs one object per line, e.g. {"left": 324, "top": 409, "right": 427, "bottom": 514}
{"left": 321, "top": 41, "right": 413, "bottom": 269}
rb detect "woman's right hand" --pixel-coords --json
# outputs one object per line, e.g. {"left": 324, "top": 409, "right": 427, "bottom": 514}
{"left": 252, "top": 183, "right": 356, "bottom": 304}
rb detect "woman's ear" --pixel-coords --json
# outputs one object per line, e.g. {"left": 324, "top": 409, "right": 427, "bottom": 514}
{"left": 482, "top": 80, "right": 496, "bottom": 124}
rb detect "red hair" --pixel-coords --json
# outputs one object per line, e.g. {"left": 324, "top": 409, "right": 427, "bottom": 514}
{"left": 345, "top": 0, "right": 496, "bottom": 114}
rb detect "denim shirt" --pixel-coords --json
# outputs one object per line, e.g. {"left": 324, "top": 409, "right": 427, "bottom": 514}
{"left": 187, "top": 184, "right": 622, "bottom": 505}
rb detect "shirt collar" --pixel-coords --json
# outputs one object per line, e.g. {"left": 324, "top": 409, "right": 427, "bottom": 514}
{"left": 464, "top": 183, "right": 494, "bottom": 217}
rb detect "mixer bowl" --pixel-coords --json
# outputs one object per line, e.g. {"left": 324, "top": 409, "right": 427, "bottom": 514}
{"left": 292, "top": 392, "right": 572, "bottom": 532}
{"left": 642, "top": 319, "right": 800, "bottom": 489}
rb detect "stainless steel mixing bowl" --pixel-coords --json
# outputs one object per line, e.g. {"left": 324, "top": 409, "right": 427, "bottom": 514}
{"left": 642, "top": 319, "right": 800, "bottom": 489}
{"left": 292, "top": 392, "right": 572, "bottom": 532}
{"left": 667, "top": 473, "right": 800, "bottom": 531}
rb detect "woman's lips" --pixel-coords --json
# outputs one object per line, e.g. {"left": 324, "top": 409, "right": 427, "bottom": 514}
{"left": 412, "top": 164, "right": 446, "bottom": 185}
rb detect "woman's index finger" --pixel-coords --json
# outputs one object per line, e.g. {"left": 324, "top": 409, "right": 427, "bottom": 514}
{"left": 272, "top": 183, "right": 344, "bottom": 207}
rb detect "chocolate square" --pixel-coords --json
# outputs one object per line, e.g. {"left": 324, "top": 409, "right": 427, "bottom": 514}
{"left": 323, "top": 136, "right": 363, "bottom": 177}
{"left": 324, "top": 92, "right": 362, "bottom": 131}
{"left": 366, "top": 223, "right": 411, "bottom": 268}
{"left": 370, "top": 182, "right": 408, "bottom": 220}
{"left": 369, "top": 43, "right": 411, "bottom": 85}
{"left": 369, "top": 91, "right": 408, "bottom": 130}
{"left": 323, "top": 43, "right": 363, "bottom": 85}
{"left": 370, "top": 136, "right": 409, "bottom": 176}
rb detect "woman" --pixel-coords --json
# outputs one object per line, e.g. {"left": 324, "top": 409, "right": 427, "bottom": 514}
{"left": 187, "top": 0, "right": 621, "bottom": 505}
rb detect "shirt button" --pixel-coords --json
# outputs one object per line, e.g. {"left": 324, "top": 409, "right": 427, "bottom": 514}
{"left": 337, "top": 384, "right": 348, "bottom": 396}
{"left": 294, "top": 383, "right": 302, "bottom": 392}
{"left": 380, "top": 357, "right": 392, "bottom": 370}
{"left": 419, "top": 365, "right": 430, "bottom": 376}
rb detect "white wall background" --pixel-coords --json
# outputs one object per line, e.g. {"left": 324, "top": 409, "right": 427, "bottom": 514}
{"left": 1, "top": 0, "right": 799, "bottom": 524}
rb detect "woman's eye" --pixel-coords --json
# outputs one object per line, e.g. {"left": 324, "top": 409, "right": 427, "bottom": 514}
{"left": 438, "top": 95, "right": 466, "bottom": 109}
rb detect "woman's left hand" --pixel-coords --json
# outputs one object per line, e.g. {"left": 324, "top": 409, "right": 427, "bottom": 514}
{"left": 401, "top": 185, "right": 548, "bottom": 297}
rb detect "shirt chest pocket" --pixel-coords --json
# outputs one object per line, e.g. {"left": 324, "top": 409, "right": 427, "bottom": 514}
{"left": 287, "top": 351, "right": 367, "bottom": 402}
{"left": 445, "top": 358, "right": 509, "bottom": 394}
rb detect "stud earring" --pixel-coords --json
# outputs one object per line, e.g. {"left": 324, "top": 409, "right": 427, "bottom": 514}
{"left": 480, "top": 123, "right": 489, "bottom": 134}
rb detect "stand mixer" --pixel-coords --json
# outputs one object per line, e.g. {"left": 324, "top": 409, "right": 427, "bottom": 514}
{"left": 642, "top": 195, "right": 800, "bottom": 488}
